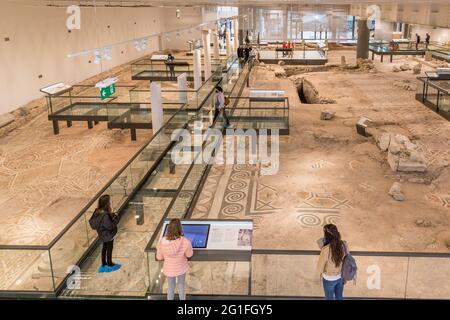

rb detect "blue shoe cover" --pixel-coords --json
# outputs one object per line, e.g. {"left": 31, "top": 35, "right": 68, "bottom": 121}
{"left": 108, "top": 264, "right": 122, "bottom": 272}
{"left": 98, "top": 265, "right": 108, "bottom": 273}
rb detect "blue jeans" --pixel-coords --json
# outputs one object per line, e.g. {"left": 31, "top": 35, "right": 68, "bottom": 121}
{"left": 323, "top": 278, "right": 344, "bottom": 300}
{"left": 167, "top": 273, "right": 186, "bottom": 300}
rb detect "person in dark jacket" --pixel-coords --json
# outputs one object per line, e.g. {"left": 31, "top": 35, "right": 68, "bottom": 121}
{"left": 425, "top": 33, "right": 430, "bottom": 49}
{"left": 166, "top": 53, "right": 176, "bottom": 77}
{"left": 244, "top": 46, "right": 251, "bottom": 64}
{"left": 415, "top": 33, "right": 421, "bottom": 50}
{"left": 94, "top": 194, "right": 121, "bottom": 273}
{"left": 237, "top": 46, "right": 244, "bottom": 68}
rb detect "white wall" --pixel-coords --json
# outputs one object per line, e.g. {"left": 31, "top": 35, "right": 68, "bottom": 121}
{"left": 410, "top": 25, "right": 450, "bottom": 44}
{"left": 374, "top": 20, "right": 395, "bottom": 41}
{"left": 0, "top": 2, "right": 165, "bottom": 114}
{"left": 161, "top": 7, "right": 203, "bottom": 52}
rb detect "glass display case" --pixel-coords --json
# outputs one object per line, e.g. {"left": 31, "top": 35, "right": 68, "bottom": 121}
{"left": 416, "top": 77, "right": 450, "bottom": 120}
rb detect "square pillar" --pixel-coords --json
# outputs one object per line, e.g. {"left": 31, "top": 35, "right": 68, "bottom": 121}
{"left": 202, "top": 29, "right": 212, "bottom": 79}
{"left": 193, "top": 48, "right": 202, "bottom": 90}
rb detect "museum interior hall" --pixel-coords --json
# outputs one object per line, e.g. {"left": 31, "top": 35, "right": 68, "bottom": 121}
{"left": 0, "top": 0, "right": 450, "bottom": 300}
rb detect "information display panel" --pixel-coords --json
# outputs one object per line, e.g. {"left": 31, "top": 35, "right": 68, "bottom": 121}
{"left": 158, "top": 220, "right": 253, "bottom": 256}
{"left": 163, "top": 224, "right": 210, "bottom": 248}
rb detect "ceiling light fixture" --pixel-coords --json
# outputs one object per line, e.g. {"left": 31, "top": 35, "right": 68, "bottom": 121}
{"left": 93, "top": 50, "right": 101, "bottom": 64}
{"left": 102, "top": 47, "right": 112, "bottom": 61}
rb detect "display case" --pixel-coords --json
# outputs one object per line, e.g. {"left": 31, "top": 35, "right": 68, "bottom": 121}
{"left": 416, "top": 76, "right": 450, "bottom": 120}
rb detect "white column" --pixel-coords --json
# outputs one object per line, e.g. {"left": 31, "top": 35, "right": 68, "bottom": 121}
{"left": 177, "top": 73, "right": 187, "bottom": 104}
{"left": 150, "top": 82, "right": 164, "bottom": 134}
{"left": 202, "top": 29, "right": 212, "bottom": 79}
{"left": 234, "top": 18, "right": 239, "bottom": 49}
{"left": 226, "top": 30, "right": 232, "bottom": 57}
{"left": 193, "top": 48, "right": 202, "bottom": 90}
{"left": 282, "top": 8, "right": 288, "bottom": 42}
{"left": 213, "top": 30, "right": 220, "bottom": 59}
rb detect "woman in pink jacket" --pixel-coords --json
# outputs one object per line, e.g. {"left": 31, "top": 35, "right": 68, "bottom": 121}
{"left": 156, "top": 219, "right": 193, "bottom": 300}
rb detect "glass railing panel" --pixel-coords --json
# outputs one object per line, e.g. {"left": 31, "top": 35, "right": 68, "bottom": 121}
{"left": 71, "top": 85, "right": 99, "bottom": 97}
{"left": 48, "top": 95, "right": 72, "bottom": 115}
{"left": 130, "top": 89, "right": 151, "bottom": 104}
{"left": 0, "top": 249, "right": 54, "bottom": 292}
{"left": 85, "top": 202, "right": 99, "bottom": 245}
{"left": 405, "top": 257, "right": 450, "bottom": 299}
{"left": 252, "top": 254, "right": 413, "bottom": 298}
{"left": 416, "top": 79, "right": 425, "bottom": 99}
{"left": 105, "top": 103, "right": 132, "bottom": 122}
{"left": 440, "top": 92, "right": 450, "bottom": 114}
{"left": 48, "top": 212, "right": 91, "bottom": 289}
{"left": 109, "top": 165, "right": 133, "bottom": 212}
{"left": 148, "top": 257, "right": 250, "bottom": 296}
{"left": 425, "top": 85, "right": 439, "bottom": 106}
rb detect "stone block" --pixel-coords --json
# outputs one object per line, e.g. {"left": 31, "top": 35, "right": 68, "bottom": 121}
{"left": 377, "top": 133, "right": 391, "bottom": 151}
{"left": 388, "top": 151, "right": 399, "bottom": 171}
{"left": 320, "top": 110, "right": 335, "bottom": 120}
{"left": 394, "top": 134, "right": 410, "bottom": 145}
{"left": 397, "top": 158, "right": 427, "bottom": 172}
{"left": 389, "top": 140, "right": 402, "bottom": 155}
{"left": 400, "top": 64, "right": 411, "bottom": 71}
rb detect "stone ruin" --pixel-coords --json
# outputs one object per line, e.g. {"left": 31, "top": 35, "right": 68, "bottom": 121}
{"left": 392, "top": 63, "right": 422, "bottom": 74}
{"left": 393, "top": 79, "right": 417, "bottom": 91}
{"left": 320, "top": 110, "right": 335, "bottom": 120}
{"left": 377, "top": 133, "right": 427, "bottom": 173}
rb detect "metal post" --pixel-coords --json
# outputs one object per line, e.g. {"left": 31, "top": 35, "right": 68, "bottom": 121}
{"left": 52, "top": 120, "right": 60, "bottom": 135}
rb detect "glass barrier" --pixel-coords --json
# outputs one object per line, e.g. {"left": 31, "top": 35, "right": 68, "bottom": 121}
{"left": 148, "top": 259, "right": 250, "bottom": 296}
{"left": 0, "top": 248, "right": 55, "bottom": 293}
{"left": 145, "top": 250, "right": 450, "bottom": 299}
{"left": 0, "top": 55, "right": 247, "bottom": 298}
{"left": 416, "top": 77, "right": 450, "bottom": 118}
{"left": 226, "top": 97, "right": 289, "bottom": 132}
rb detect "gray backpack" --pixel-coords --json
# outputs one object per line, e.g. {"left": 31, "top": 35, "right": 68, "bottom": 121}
{"left": 341, "top": 242, "right": 357, "bottom": 284}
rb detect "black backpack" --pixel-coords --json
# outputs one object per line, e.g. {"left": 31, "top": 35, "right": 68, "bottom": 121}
{"left": 89, "top": 210, "right": 105, "bottom": 230}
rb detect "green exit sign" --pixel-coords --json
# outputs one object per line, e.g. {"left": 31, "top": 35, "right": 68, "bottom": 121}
{"left": 100, "top": 83, "right": 116, "bottom": 100}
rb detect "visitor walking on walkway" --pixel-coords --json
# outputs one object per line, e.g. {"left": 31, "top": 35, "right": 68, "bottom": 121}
{"left": 212, "top": 86, "right": 230, "bottom": 128}
{"left": 316, "top": 224, "right": 349, "bottom": 300}
{"left": 90, "top": 194, "right": 121, "bottom": 273}
{"left": 156, "top": 219, "right": 194, "bottom": 300}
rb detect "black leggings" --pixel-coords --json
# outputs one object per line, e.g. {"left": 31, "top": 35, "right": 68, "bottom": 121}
{"left": 214, "top": 108, "right": 229, "bottom": 126}
{"left": 101, "top": 240, "right": 114, "bottom": 266}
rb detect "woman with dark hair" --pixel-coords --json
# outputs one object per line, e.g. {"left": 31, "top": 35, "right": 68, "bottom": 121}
{"left": 156, "top": 219, "right": 193, "bottom": 300}
{"left": 212, "top": 86, "right": 230, "bottom": 128}
{"left": 93, "top": 194, "right": 121, "bottom": 273}
{"left": 316, "top": 224, "right": 348, "bottom": 300}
